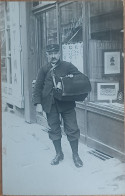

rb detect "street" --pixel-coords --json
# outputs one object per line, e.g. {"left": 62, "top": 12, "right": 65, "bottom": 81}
{"left": 2, "top": 110, "right": 125, "bottom": 195}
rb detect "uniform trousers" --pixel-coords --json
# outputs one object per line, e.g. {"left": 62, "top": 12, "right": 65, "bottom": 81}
{"left": 46, "top": 103, "right": 80, "bottom": 142}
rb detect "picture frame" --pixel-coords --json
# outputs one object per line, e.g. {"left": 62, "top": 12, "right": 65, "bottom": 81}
{"left": 103, "top": 50, "right": 121, "bottom": 75}
{"left": 97, "top": 82, "right": 119, "bottom": 101}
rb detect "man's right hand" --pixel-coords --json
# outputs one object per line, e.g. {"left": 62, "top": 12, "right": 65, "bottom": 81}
{"left": 36, "top": 104, "right": 42, "bottom": 113}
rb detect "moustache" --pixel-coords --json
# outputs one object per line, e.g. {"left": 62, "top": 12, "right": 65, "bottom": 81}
{"left": 51, "top": 57, "right": 57, "bottom": 61}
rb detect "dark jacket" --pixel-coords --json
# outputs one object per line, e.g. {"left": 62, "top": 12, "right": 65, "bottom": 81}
{"left": 32, "top": 60, "right": 81, "bottom": 113}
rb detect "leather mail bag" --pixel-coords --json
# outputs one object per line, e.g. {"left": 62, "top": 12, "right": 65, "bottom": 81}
{"left": 53, "top": 74, "right": 91, "bottom": 101}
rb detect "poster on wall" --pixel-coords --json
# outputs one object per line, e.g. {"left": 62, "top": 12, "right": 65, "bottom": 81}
{"left": 62, "top": 42, "right": 83, "bottom": 73}
{"left": 103, "top": 50, "right": 121, "bottom": 74}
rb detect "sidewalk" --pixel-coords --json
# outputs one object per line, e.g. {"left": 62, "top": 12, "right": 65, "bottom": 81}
{"left": 2, "top": 110, "right": 125, "bottom": 195}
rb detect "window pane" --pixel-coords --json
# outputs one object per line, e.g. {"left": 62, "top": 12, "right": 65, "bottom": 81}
{"left": 46, "top": 8, "right": 57, "bottom": 44}
{"left": 0, "top": 30, "right": 6, "bottom": 57}
{"left": 60, "top": 2, "right": 82, "bottom": 44}
{"left": 0, "top": 2, "right": 6, "bottom": 57}
{"left": 1, "top": 58, "right": 7, "bottom": 82}
{"left": 6, "top": 2, "right": 10, "bottom": 29}
{"left": 6, "top": 57, "right": 12, "bottom": 84}
{"left": 0, "top": 2, "right": 5, "bottom": 30}
{"left": 7, "top": 29, "right": 11, "bottom": 52}
{"left": 60, "top": 2, "right": 83, "bottom": 73}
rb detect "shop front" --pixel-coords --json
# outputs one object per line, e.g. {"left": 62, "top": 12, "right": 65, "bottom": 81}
{"left": 31, "top": 0, "right": 124, "bottom": 160}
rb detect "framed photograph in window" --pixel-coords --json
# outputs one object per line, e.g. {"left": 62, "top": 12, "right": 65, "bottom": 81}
{"left": 97, "top": 82, "right": 119, "bottom": 101}
{"left": 103, "top": 50, "right": 121, "bottom": 75}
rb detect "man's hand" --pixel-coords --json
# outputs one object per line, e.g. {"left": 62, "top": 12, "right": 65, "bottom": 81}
{"left": 36, "top": 104, "right": 42, "bottom": 113}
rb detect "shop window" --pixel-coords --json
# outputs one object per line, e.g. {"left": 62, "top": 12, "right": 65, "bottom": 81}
{"left": 89, "top": 0, "right": 124, "bottom": 105}
{"left": 60, "top": 2, "right": 83, "bottom": 73}
{"left": 46, "top": 8, "right": 57, "bottom": 44}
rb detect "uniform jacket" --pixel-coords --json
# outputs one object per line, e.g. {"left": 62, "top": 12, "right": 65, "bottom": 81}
{"left": 32, "top": 60, "right": 81, "bottom": 113}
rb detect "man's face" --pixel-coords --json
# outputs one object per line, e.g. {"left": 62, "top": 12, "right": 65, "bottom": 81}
{"left": 46, "top": 51, "right": 60, "bottom": 65}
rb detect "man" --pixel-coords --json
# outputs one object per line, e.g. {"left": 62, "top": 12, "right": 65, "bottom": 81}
{"left": 33, "top": 44, "right": 83, "bottom": 168}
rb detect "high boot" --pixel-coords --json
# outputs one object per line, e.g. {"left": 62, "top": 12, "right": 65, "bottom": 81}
{"left": 69, "top": 140, "right": 83, "bottom": 168}
{"left": 51, "top": 139, "right": 64, "bottom": 165}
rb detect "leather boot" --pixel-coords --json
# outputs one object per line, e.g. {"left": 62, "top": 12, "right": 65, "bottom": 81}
{"left": 51, "top": 139, "right": 64, "bottom": 165}
{"left": 69, "top": 140, "right": 83, "bottom": 168}
{"left": 72, "top": 153, "right": 83, "bottom": 168}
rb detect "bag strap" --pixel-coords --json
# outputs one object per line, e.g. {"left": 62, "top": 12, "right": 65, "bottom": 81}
{"left": 50, "top": 66, "right": 57, "bottom": 88}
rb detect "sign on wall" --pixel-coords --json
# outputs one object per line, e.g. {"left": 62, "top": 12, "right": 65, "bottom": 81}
{"left": 62, "top": 43, "right": 83, "bottom": 73}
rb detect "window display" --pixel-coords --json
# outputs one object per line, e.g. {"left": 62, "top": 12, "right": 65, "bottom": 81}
{"left": 89, "top": 0, "right": 123, "bottom": 104}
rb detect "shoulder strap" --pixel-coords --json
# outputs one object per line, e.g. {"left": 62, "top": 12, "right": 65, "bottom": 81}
{"left": 49, "top": 66, "right": 57, "bottom": 88}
